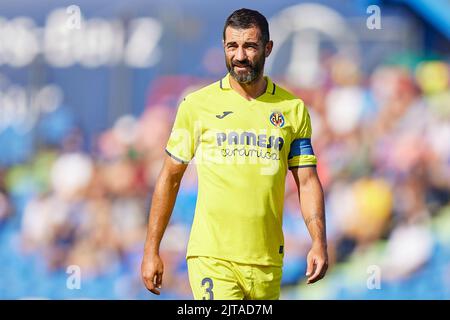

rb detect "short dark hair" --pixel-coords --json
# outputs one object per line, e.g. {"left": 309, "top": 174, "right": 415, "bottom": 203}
{"left": 223, "top": 8, "right": 270, "bottom": 44}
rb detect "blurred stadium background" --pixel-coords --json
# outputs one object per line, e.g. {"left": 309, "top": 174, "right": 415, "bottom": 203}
{"left": 0, "top": 0, "right": 449, "bottom": 299}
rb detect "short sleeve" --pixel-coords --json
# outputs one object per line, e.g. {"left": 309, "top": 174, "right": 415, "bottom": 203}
{"left": 288, "top": 102, "right": 317, "bottom": 169}
{"left": 165, "top": 98, "right": 196, "bottom": 163}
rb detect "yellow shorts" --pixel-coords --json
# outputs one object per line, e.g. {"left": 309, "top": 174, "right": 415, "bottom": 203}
{"left": 187, "top": 256, "right": 282, "bottom": 300}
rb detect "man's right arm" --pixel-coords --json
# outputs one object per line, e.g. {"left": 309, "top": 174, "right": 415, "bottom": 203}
{"left": 141, "top": 153, "right": 188, "bottom": 295}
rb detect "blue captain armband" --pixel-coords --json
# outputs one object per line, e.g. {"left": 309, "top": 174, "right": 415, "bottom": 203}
{"left": 288, "top": 138, "right": 314, "bottom": 159}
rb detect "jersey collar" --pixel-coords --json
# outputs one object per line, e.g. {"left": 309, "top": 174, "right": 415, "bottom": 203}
{"left": 219, "top": 73, "right": 276, "bottom": 95}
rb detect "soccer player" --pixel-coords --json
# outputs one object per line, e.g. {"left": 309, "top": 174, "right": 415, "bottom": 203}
{"left": 141, "top": 8, "right": 328, "bottom": 300}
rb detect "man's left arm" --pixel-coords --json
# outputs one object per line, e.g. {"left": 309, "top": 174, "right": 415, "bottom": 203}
{"left": 291, "top": 166, "right": 328, "bottom": 284}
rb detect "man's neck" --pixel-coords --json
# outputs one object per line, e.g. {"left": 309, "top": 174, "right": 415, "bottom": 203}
{"left": 229, "top": 74, "right": 267, "bottom": 101}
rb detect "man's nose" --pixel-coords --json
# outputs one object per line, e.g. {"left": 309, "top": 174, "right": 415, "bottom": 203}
{"left": 235, "top": 46, "right": 247, "bottom": 62}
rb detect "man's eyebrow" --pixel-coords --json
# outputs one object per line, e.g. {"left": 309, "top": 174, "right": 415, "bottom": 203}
{"left": 225, "top": 41, "right": 260, "bottom": 46}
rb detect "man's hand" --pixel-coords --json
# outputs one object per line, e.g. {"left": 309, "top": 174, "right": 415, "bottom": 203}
{"left": 305, "top": 243, "right": 328, "bottom": 284}
{"left": 141, "top": 254, "right": 164, "bottom": 295}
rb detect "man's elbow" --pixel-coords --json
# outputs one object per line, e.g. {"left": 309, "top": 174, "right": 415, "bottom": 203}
{"left": 298, "top": 169, "right": 323, "bottom": 195}
{"left": 158, "top": 156, "right": 188, "bottom": 187}
{"left": 296, "top": 167, "right": 317, "bottom": 185}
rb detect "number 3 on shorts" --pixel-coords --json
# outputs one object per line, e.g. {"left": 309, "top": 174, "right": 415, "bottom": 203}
{"left": 201, "top": 278, "right": 214, "bottom": 300}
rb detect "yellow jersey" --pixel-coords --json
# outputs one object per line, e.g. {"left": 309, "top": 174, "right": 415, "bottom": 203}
{"left": 166, "top": 73, "right": 317, "bottom": 266}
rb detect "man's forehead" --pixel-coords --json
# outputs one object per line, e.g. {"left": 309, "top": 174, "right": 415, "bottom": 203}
{"left": 224, "top": 26, "right": 261, "bottom": 43}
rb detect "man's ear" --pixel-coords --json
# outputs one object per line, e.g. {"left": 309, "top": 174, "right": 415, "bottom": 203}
{"left": 265, "top": 40, "right": 273, "bottom": 58}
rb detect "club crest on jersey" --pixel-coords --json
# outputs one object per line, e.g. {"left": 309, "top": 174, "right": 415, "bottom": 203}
{"left": 269, "top": 111, "right": 285, "bottom": 128}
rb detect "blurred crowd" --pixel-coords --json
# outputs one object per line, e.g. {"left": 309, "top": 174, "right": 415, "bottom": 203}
{"left": 281, "top": 56, "right": 450, "bottom": 288}
{"left": 0, "top": 53, "right": 449, "bottom": 299}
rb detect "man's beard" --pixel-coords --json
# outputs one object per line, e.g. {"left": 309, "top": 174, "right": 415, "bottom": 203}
{"left": 226, "top": 54, "right": 265, "bottom": 84}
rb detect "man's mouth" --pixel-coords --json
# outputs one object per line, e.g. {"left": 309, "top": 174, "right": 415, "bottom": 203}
{"left": 233, "top": 64, "right": 250, "bottom": 71}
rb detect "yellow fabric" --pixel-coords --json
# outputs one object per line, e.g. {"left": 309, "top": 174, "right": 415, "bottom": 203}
{"left": 187, "top": 256, "right": 282, "bottom": 300}
{"left": 166, "top": 73, "right": 317, "bottom": 267}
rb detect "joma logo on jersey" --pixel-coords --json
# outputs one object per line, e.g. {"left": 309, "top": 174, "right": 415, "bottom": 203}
{"left": 216, "top": 132, "right": 285, "bottom": 151}
{"left": 269, "top": 111, "right": 285, "bottom": 128}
